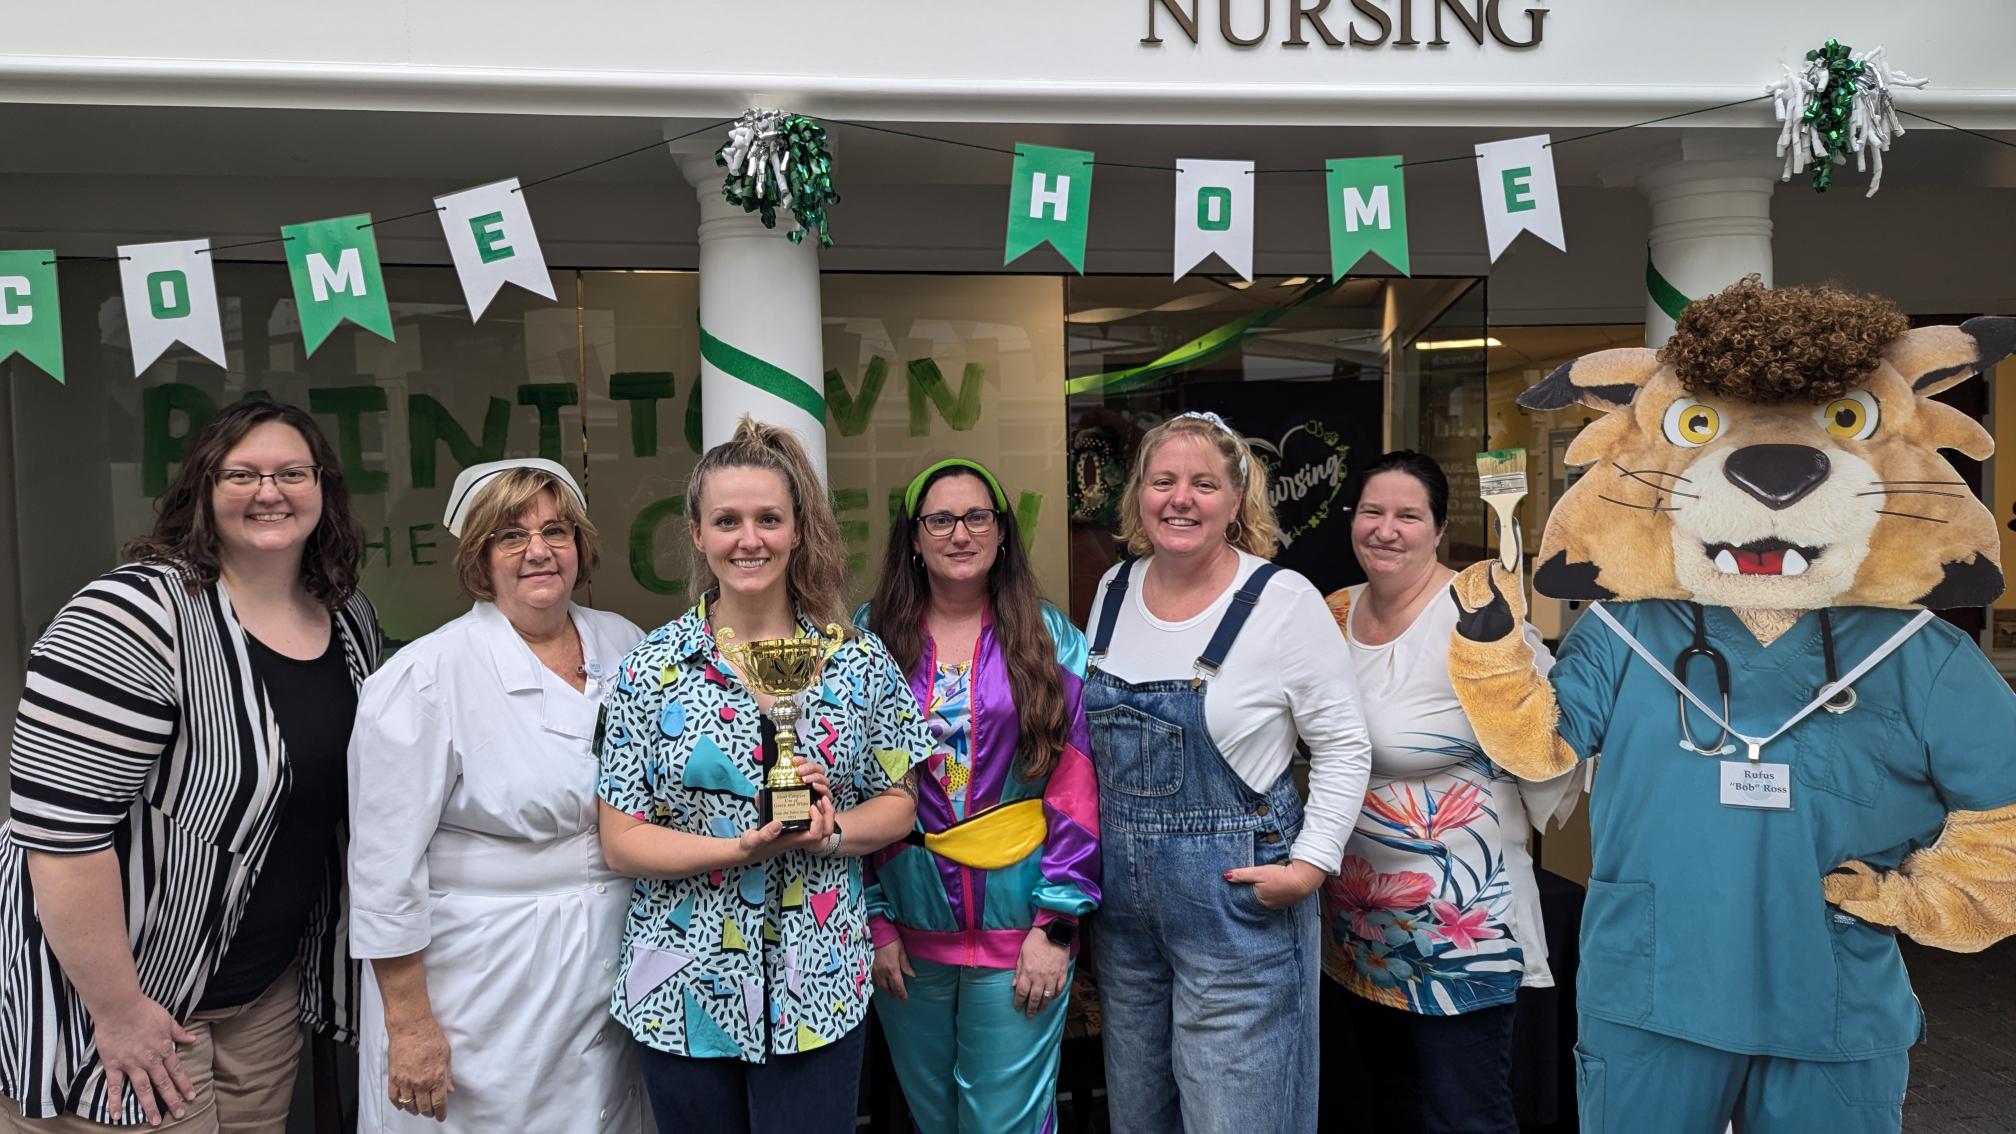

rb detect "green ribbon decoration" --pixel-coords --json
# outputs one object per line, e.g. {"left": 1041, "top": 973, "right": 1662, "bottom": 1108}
{"left": 1064, "top": 277, "right": 1346, "bottom": 397}
{"left": 698, "top": 318, "right": 826, "bottom": 424}
{"left": 1645, "top": 255, "right": 1691, "bottom": 323}
{"left": 1800, "top": 39, "right": 1865, "bottom": 192}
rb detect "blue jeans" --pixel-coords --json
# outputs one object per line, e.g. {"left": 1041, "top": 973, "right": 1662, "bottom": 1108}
{"left": 637, "top": 1023, "right": 868, "bottom": 1134}
{"left": 1086, "top": 667, "right": 1320, "bottom": 1134}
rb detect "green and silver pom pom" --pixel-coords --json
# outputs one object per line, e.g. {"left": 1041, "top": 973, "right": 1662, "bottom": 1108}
{"left": 717, "top": 109, "right": 840, "bottom": 246}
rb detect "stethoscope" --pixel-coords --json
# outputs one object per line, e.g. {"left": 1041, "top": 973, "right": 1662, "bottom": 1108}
{"left": 1673, "top": 603, "right": 1856, "bottom": 757}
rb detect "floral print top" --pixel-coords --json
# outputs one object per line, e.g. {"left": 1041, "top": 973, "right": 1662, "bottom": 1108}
{"left": 597, "top": 600, "right": 930, "bottom": 1061}
{"left": 1320, "top": 585, "right": 1575, "bottom": 1016}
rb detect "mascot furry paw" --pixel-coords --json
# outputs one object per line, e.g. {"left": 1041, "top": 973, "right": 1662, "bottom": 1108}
{"left": 1447, "top": 278, "right": 2016, "bottom": 1134}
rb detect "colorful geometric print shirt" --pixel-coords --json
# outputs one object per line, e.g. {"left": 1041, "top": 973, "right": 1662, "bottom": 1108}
{"left": 597, "top": 603, "right": 930, "bottom": 1062}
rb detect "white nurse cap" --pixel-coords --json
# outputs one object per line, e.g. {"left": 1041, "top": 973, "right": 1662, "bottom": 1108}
{"left": 443, "top": 458, "right": 587, "bottom": 538}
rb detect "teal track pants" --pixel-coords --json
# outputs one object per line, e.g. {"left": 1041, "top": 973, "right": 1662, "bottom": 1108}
{"left": 874, "top": 957, "right": 1072, "bottom": 1134}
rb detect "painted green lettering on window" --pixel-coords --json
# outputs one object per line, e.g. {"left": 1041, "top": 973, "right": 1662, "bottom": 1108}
{"left": 610, "top": 372, "right": 676, "bottom": 457}
{"left": 408, "top": 394, "right": 511, "bottom": 488}
{"left": 409, "top": 523, "right": 439, "bottom": 567}
{"left": 629, "top": 495, "right": 689, "bottom": 596}
{"left": 516, "top": 383, "right": 579, "bottom": 462}
{"left": 905, "top": 359, "right": 985, "bottom": 437}
{"left": 142, "top": 382, "right": 218, "bottom": 495}
{"left": 825, "top": 356, "right": 891, "bottom": 437}
{"left": 308, "top": 385, "right": 389, "bottom": 494}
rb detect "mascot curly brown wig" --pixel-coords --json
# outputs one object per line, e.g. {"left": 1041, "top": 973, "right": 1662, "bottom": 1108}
{"left": 1443, "top": 279, "right": 2016, "bottom": 1133}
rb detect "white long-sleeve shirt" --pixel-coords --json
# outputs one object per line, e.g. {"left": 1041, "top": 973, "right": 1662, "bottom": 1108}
{"left": 1091, "top": 551, "right": 1373, "bottom": 872}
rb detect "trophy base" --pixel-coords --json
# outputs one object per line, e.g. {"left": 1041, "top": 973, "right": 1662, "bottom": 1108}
{"left": 764, "top": 785, "right": 814, "bottom": 833}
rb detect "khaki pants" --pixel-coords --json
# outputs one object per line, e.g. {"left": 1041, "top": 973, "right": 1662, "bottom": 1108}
{"left": 3, "top": 967, "right": 304, "bottom": 1133}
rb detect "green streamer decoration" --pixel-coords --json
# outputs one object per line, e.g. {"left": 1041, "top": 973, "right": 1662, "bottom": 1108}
{"left": 717, "top": 110, "right": 840, "bottom": 247}
{"left": 1800, "top": 40, "right": 1862, "bottom": 192}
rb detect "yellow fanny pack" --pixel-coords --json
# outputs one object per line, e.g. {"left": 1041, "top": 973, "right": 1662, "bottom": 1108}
{"left": 906, "top": 797, "right": 1046, "bottom": 870}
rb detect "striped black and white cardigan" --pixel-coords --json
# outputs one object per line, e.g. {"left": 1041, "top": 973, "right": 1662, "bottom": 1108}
{"left": 1, "top": 561, "right": 381, "bottom": 1123}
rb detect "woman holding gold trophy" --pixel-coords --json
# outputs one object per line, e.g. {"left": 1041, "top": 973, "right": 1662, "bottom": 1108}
{"left": 857, "top": 458, "right": 1100, "bottom": 1134}
{"left": 597, "top": 419, "right": 930, "bottom": 1134}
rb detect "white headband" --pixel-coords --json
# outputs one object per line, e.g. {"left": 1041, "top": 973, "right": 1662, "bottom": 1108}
{"left": 443, "top": 458, "right": 587, "bottom": 538}
{"left": 1175, "top": 411, "right": 1250, "bottom": 480}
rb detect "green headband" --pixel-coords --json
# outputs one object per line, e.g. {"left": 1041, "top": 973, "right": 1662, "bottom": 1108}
{"left": 903, "top": 458, "right": 1009, "bottom": 517}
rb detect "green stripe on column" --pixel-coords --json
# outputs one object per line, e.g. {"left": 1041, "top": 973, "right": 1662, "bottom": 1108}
{"left": 1646, "top": 256, "right": 1692, "bottom": 323}
{"left": 698, "top": 320, "right": 827, "bottom": 424}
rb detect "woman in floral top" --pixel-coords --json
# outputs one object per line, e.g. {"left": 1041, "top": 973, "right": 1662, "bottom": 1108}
{"left": 596, "top": 419, "right": 929, "bottom": 1134}
{"left": 1318, "top": 452, "right": 1578, "bottom": 1134}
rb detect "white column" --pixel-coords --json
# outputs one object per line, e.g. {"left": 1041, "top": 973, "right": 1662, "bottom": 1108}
{"left": 1638, "top": 155, "right": 1779, "bottom": 346}
{"left": 674, "top": 146, "right": 827, "bottom": 475}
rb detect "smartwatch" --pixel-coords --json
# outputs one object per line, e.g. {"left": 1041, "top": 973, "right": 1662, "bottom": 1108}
{"left": 1042, "top": 919, "right": 1077, "bottom": 948}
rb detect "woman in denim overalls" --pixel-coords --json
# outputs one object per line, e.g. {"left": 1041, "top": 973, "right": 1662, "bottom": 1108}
{"left": 1083, "top": 413, "right": 1373, "bottom": 1134}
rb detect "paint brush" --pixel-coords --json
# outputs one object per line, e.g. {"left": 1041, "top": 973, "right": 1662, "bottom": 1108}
{"left": 1475, "top": 448, "right": 1528, "bottom": 572}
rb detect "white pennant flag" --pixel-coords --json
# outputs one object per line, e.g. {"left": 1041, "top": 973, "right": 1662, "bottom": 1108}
{"left": 118, "top": 239, "right": 226, "bottom": 376}
{"left": 434, "top": 178, "right": 557, "bottom": 320}
{"left": 1173, "top": 159, "right": 1255, "bottom": 281}
{"left": 1473, "top": 135, "right": 1566, "bottom": 262}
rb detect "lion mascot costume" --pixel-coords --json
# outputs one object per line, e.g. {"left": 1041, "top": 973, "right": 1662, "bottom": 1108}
{"left": 1447, "top": 278, "right": 2016, "bottom": 1133}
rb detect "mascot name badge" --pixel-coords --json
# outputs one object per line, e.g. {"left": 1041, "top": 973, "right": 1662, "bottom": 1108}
{"left": 1719, "top": 761, "right": 1791, "bottom": 809}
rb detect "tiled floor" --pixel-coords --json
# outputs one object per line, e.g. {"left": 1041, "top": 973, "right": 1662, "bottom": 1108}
{"left": 1901, "top": 937, "right": 2016, "bottom": 1133}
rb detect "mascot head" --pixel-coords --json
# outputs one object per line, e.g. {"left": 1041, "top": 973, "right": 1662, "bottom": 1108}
{"left": 1524, "top": 277, "right": 2013, "bottom": 610}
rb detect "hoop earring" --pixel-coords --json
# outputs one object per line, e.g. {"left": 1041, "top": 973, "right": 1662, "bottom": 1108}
{"left": 1225, "top": 519, "right": 1245, "bottom": 546}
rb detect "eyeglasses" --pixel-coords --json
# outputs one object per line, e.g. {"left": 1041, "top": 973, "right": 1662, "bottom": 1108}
{"left": 490, "top": 520, "right": 578, "bottom": 556}
{"left": 918, "top": 509, "right": 1000, "bottom": 538}
{"left": 213, "top": 466, "right": 322, "bottom": 494}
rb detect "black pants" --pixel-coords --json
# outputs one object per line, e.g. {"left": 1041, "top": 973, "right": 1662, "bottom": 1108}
{"left": 1319, "top": 976, "right": 1520, "bottom": 1134}
{"left": 639, "top": 1022, "right": 869, "bottom": 1134}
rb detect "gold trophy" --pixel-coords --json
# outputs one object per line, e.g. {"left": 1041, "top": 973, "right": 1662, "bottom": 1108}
{"left": 714, "top": 625, "right": 847, "bottom": 832}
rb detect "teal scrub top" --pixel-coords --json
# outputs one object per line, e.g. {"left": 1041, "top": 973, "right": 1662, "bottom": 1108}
{"left": 1551, "top": 601, "right": 2016, "bottom": 1061}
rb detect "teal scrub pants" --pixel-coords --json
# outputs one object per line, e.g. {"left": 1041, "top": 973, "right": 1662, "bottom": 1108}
{"left": 1575, "top": 1017, "right": 1909, "bottom": 1134}
{"left": 874, "top": 956, "right": 1072, "bottom": 1134}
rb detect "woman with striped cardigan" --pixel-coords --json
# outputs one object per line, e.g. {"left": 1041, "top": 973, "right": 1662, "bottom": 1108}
{"left": 0, "top": 400, "right": 382, "bottom": 1131}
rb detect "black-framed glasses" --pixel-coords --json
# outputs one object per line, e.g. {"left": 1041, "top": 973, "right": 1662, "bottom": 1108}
{"left": 213, "top": 466, "right": 322, "bottom": 494}
{"left": 490, "top": 520, "right": 578, "bottom": 556}
{"left": 918, "top": 509, "right": 1000, "bottom": 538}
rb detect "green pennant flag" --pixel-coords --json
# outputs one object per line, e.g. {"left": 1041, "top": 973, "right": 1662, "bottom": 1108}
{"left": 0, "top": 251, "right": 64, "bottom": 382}
{"left": 1325, "top": 157, "right": 1411, "bottom": 278}
{"left": 1005, "top": 144, "right": 1094, "bottom": 273}
{"left": 282, "top": 214, "right": 394, "bottom": 356}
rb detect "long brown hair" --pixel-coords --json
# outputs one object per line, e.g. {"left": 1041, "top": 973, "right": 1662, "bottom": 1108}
{"left": 686, "top": 416, "right": 854, "bottom": 635}
{"left": 125, "top": 399, "right": 363, "bottom": 609}
{"left": 868, "top": 464, "right": 1070, "bottom": 780}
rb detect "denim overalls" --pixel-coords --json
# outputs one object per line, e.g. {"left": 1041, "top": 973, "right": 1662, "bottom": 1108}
{"left": 1085, "top": 559, "right": 1320, "bottom": 1134}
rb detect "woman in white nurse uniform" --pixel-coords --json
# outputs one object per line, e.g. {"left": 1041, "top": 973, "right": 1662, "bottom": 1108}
{"left": 347, "top": 459, "right": 648, "bottom": 1132}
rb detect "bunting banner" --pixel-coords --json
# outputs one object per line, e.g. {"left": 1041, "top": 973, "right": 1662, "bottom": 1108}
{"left": 1325, "top": 157, "right": 1410, "bottom": 278}
{"left": 118, "top": 239, "right": 226, "bottom": 376}
{"left": 282, "top": 214, "right": 394, "bottom": 356}
{"left": 435, "top": 178, "right": 557, "bottom": 321}
{"left": 1173, "top": 159, "right": 1256, "bottom": 282}
{"left": 1005, "top": 144, "right": 1094, "bottom": 274}
{"left": 1474, "top": 135, "right": 1566, "bottom": 262}
{"left": 0, "top": 251, "right": 64, "bottom": 383}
